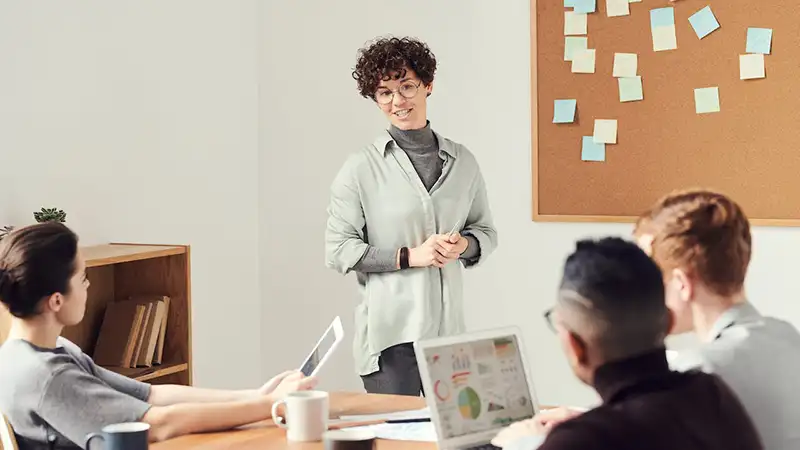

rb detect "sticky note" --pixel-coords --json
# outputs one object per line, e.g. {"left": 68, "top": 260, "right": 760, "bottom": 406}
{"left": 650, "top": 8, "right": 677, "bottom": 52}
{"left": 607, "top": 0, "right": 630, "bottom": 17}
{"left": 554, "top": 99, "right": 578, "bottom": 123}
{"left": 746, "top": 28, "right": 773, "bottom": 54}
{"left": 565, "top": 37, "right": 589, "bottom": 61}
{"left": 613, "top": 53, "right": 637, "bottom": 77}
{"left": 619, "top": 76, "right": 643, "bottom": 102}
{"left": 629, "top": 0, "right": 642, "bottom": 3}
{"left": 593, "top": 119, "right": 618, "bottom": 144}
{"left": 740, "top": 54, "right": 765, "bottom": 80}
{"left": 571, "top": 49, "right": 596, "bottom": 73}
{"left": 582, "top": 136, "right": 606, "bottom": 162}
{"left": 688, "top": 6, "right": 720, "bottom": 39}
{"left": 574, "top": 0, "right": 597, "bottom": 14}
{"left": 565, "top": 11, "right": 588, "bottom": 35}
{"left": 650, "top": 7, "right": 675, "bottom": 28}
{"left": 565, "top": 0, "right": 580, "bottom": 6}
{"left": 694, "top": 87, "right": 720, "bottom": 114}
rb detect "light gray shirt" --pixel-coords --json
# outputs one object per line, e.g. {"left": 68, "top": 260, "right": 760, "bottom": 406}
{"left": 0, "top": 337, "right": 152, "bottom": 449}
{"left": 671, "top": 302, "right": 800, "bottom": 450}
{"left": 325, "top": 129, "right": 498, "bottom": 376}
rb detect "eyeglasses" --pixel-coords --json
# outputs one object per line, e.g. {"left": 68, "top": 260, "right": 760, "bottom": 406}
{"left": 374, "top": 80, "right": 422, "bottom": 105}
{"left": 543, "top": 308, "right": 557, "bottom": 333}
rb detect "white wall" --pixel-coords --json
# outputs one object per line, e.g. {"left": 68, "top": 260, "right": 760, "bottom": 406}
{"left": 2, "top": 0, "right": 796, "bottom": 406}
{"left": 0, "top": 1, "right": 263, "bottom": 389}
{"left": 260, "top": 0, "right": 800, "bottom": 407}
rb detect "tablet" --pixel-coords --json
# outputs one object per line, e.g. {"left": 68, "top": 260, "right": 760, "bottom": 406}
{"left": 299, "top": 316, "right": 344, "bottom": 377}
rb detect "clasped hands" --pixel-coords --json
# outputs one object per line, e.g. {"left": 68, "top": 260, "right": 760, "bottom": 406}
{"left": 409, "top": 232, "right": 468, "bottom": 268}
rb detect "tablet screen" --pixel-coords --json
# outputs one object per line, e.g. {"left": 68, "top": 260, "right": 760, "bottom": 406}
{"left": 300, "top": 324, "right": 338, "bottom": 376}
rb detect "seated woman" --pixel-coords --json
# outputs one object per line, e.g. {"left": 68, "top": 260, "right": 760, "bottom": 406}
{"left": 0, "top": 222, "right": 316, "bottom": 448}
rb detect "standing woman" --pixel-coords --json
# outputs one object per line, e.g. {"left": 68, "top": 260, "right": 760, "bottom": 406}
{"left": 325, "top": 36, "right": 498, "bottom": 395}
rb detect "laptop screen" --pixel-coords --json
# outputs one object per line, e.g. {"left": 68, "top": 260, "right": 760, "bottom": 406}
{"left": 421, "top": 334, "right": 536, "bottom": 440}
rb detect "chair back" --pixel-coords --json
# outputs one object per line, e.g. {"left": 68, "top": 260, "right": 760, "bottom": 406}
{"left": 0, "top": 412, "right": 18, "bottom": 450}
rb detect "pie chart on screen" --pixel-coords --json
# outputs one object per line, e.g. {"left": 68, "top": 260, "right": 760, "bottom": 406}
{"left": 434, "top": 380, "right": 451, "bottom": 402}
{"left": 458, "top": 387, "right": 481, "bottom": 420}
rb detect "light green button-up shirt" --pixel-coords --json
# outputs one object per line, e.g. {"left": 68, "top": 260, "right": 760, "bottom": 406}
{"left": 325, "top": 129, "right": 498, "bottom": 376}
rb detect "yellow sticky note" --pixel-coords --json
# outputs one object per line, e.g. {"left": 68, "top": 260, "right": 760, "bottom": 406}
{"left": 593, "top": 119, "right": 618, "bottom": 144}
{"left": 565, "top": 11, "right": 588, "bottom": 36}
{"left": 571, "top": 49, "right": 596, "bottom": 74}
{"left": 613, "top": 53, "right": 637, "bottom": 77}
{"left": 607, "top": 0, "right": 630, "bottom": 17}
{"left": 740, "top": 54, "right": 765, "bottom": 80}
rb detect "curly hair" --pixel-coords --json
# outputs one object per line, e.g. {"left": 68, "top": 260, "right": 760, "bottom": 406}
{"left": 352, "top": 36, "right": 437, "bottom": 99}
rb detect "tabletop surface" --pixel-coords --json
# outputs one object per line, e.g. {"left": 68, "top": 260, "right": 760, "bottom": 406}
{"left": 151, "top": 392, "right": 437, "bottom": 449}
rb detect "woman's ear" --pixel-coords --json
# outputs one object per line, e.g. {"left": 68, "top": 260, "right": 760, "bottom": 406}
{"left": 45, "top": 292, "right": 64, "bottom": 312}
{"left": 671, "top": 268, "right": 694, "bottom": 303}
{"left": 567, "top": 331, "right": 588, "bottom": 366}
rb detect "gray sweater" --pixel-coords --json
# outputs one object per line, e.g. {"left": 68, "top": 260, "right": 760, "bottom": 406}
{"left": 0, "top": 337, "right": 152, "bottom": 449}
{"left": 353, "top": 122, "right": 480, "bottom": 273}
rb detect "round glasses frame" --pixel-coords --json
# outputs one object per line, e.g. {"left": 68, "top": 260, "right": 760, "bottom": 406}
{"left": 374, "top": 80, "right": 422, "bottom": 105}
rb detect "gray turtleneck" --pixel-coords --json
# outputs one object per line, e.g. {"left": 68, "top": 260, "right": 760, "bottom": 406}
{"left": 353, "top": 122, "right": 480, "bottom": 273}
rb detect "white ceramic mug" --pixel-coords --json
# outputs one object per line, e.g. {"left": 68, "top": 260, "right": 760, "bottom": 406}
{"left": 271, "top": 390, "right": 329, "bottom": 441}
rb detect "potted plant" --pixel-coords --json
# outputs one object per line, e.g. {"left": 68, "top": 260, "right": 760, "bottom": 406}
{"left": 0, "top": 225, "right": 13, "bottom": 241}
{"left": 34, "top": 207, "right": 67, "bottom": 223}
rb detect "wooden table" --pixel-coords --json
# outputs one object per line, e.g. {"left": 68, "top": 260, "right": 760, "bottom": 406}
{"left": 151, "top": 392, "right": 436, "bottom": 449}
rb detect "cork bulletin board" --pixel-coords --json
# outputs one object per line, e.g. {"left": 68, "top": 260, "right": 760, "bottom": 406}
{"left": 532, "top": 0, "right": 800, "bottom": 225}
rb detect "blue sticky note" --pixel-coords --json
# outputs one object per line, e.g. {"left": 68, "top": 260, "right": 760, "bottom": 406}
{"left": 688, "top": 6, "right": 720, "bottom": 39}
{"left": 582, "top": 136, "right": 605, "bottom": 162}
{"left": 553, "top": 99, "right": 577, "bottom": 123}
{"left": 619, "top": 76, "right": 643, "bottom": 102}
{"left": 564, "top": 0, "right": 579, "bottom": 6}
{"left": 650, "top": 7, "right": 675, "bottom": 28}
{"left": 574, "top": 0, "right": 596, "bottom": 14}
{"left": 694, "top": 87, "right": 720, "bottom": 114}
{"left": 746, "top": 28, "right": 772, "bottom": 54}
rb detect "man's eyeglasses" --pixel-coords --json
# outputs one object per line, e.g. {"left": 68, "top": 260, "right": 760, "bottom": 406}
{"left": 543, "top": 308, "right": 557, "bottom": 333}
{"left": 374, "top": 80, "right": 421, "bottom": 105}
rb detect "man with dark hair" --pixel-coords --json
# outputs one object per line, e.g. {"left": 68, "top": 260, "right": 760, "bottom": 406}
{"left": 325, "top": 36, "right": 498, "bottom": 395}
{"left": 634, "top": 188, "right": 800, "bottom": 450}
{"left": 493, "top": 237, "right": 761, "bottom": 450}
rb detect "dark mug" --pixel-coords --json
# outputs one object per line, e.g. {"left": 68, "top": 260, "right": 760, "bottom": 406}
{"left": 323, "top": 429, "right": 376, "bottom": 450}
{"left": 85, "top": 422, "right": 150, "bottom": 449}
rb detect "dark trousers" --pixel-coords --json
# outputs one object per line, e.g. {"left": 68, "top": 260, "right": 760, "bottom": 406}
{"left": 360, "top": 343, "right": 424, "bottom": 396}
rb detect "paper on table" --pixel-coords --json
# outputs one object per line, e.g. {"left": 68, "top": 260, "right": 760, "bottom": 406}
{"left": 694, "top": 87, "right": 720, "bottom": 114}
{"left": 607, "top": 0, "right": 630, "bottom": 17}
{"left": 613, "top": 53, "right": 637, "bottom": 77}
{"left": 565, "top": 36, "right": 588, "bottom": 61}
{"left": 337, "top": 407, "right": 430, "bottom": 422}
{"left": 565, "top": 11, "right": 588, "bottom": 35}
{"left": 554, "top": 99, "right": 578, "bottom": 123}
{"left": 740, "top": 54, "right": 765, "bottom": 80}
{"left": 593, "top": 119, "right": 618, "bottom": 144}
{"left": 746, "top": 28, "right": 773, "bottom": 54}
{"left": 571, "top": 49, "right": 596, "bottom": 73}
{"left": 582, "top": 136, "right": 605, "bottom": 162}
{"left": 619, "top": 76, "right": 643, "bottom": 102}
{"left": 688, "top": 6, "right": 720, "bottom": 39}
{"left": 342, "top": 422, "right": 437, "bottom": 442}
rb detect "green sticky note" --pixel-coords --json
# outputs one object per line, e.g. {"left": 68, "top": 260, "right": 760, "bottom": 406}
{"left": 619, "top": 76, "right": 643, "bottom": 102}
{"left": 582, "top": 136, "right": 605, "bottom": 161}
{"left": 565, "top": 36, "right": 588, "bottom": 61}
{"left": 554, "top": 99, "right": 577, "bottom": 123}
{"left": 694, "top": 87, "right": 720, "bottom": 114}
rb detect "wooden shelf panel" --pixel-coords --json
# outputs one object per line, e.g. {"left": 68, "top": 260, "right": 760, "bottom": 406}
{"left": 105, "top": 362, "right": 188, "bottom": 382}
{"left": 84, "top": 244, "right": 186, "bottom": 268}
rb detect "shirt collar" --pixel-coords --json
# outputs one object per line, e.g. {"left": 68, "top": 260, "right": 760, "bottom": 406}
{"left": 372, "top": 128, "right": 458, "bottom": 159}
{"left": 706, "top": 301, "right": 762, "bottom": 341}
{"left": 592, "top": 349, "right": 673, "bottom": 404}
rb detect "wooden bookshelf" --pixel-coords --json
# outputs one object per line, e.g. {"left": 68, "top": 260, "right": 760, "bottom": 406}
{"left": 0, "top": 243, "right": 192, "bottom": 385}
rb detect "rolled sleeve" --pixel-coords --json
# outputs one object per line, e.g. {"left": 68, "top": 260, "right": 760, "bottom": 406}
{"left": 37, "top": 366, "right": 152, "bottom": 449}
{"left": 325, "top": 159, "right": 369, "bottom": 274}
{"left": 461, "top": 169, "right": 498, "bottom": 268}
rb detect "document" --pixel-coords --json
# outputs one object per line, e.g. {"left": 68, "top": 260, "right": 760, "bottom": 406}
{"left": 336, "top": 407, "right": 430, "bottom": 422}
{"left": 342, "top": 422, "right": 438, "bottom": 442}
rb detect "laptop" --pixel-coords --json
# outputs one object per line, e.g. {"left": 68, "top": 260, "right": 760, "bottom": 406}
{"left": 414, "top": 326, "right": 541, "bottom": 449}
